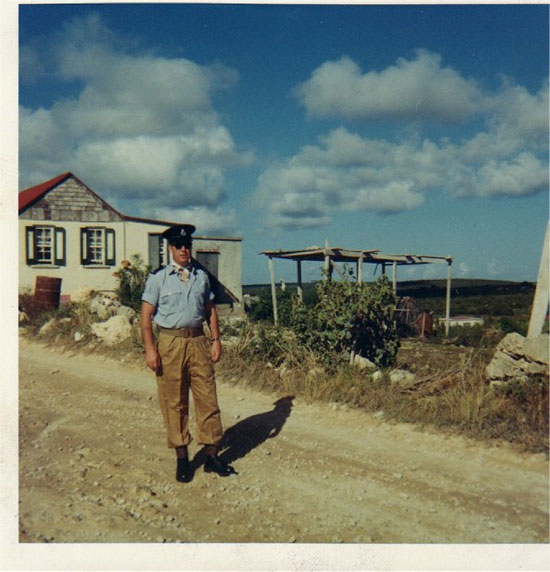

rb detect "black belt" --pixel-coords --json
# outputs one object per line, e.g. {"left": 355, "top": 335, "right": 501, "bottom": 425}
{"left": 158, "top": 326, "right": 204, "bottom": 338}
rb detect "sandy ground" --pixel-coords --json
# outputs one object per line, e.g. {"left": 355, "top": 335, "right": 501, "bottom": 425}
{"left": 18, "top": 336, "right": 549, "bottom": 545}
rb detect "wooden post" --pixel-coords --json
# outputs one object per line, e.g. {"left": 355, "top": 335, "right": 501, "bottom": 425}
{"left": 268, "top": 256, "right": 278, "bottom": 326}
{"left": 528, "top": 222, "right": 549, "bottom": 338}
{"left": 296, "top": 260, "right": 303, "bottom": 302}
{"left": 324, "top": 239, "right": 331, "bottom": 281}
{"left": 357, "top": 253, "right": 364, "bottom": 284}
{"left": 392, "top": 261, "right": 397, "bottom": 294}
{"left": 445, "top": 259, "right": 452, "bottom": 336}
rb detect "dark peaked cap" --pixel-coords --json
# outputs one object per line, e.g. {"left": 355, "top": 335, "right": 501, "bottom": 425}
{"left": 161, "top": 224, "right": 196, "bottom": 243}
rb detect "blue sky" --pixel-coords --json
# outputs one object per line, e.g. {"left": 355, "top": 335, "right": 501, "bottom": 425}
{"left": 17, "top": 2, "right": 549, "bottom": 285}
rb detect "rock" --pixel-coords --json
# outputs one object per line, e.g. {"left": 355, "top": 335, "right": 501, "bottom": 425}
{"left": 371, "top": 371, "right": 384, "bottom": 383}
{"left": 389, "top": 369, "right": 417, "bottom": 388}
{"left": 19, "top": 311, "right": 29, "bottom": 324}
{"left": 89, "top": 294, "right": 121, "bottom": 320}
{"left": 523, "top": 334, "right": 549, "bottom": 365}
{"left": 39, "top": 318, "right": 56, "bottom": 335}
{"left": 116, "top": 305, "right": 137, "bottom": 321}
{"left": 74, "top": 332, "right": 83, "bottom": 342}
{"left": 496, "top": 332, "right": 525, "bottom": 359}
{"left": 91, "top": 315, "right": 132, "bottom": 346}
{"left": 351, "top": 354, "right": 377, "bottom": 372}
{"left": 486, "top": 332, "right": 549, "bottom": 387}
{"left": 71, "top": 288, "right": 95, "bottom": 303}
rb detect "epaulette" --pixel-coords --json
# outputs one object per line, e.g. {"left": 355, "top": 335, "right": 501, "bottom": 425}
{"left": 151, "top": 265, "right": 165, "bottom": 275}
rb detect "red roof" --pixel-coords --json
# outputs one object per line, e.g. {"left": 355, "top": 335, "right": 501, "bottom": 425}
{"left": 19, "top": 172, "right": 72, "bottom": 213}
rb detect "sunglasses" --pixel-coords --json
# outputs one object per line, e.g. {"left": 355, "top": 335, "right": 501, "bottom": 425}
{"left": 170, "top": 238, "right": 193, "bottom": 249}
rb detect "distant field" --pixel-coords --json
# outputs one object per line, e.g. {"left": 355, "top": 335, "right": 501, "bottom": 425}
{"left": 243, "top": 279, "right": 537, "bottom": 318}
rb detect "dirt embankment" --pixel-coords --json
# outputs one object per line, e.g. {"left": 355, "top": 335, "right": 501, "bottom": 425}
{"left": 18, "top": 336, "right": 549, "bottom": 544}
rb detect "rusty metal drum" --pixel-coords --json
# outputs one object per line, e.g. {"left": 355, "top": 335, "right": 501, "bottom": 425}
{"left": 34, "top": 276, "right": 62, "bottom": 310}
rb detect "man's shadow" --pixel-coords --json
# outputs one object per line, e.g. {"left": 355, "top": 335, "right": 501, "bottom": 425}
{"left": 191, "top": 395, "right": 294, "bottom": 470}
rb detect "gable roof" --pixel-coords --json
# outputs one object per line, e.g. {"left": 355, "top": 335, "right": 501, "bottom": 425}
{"left": 18, "top": 171, "right": 125, "bottom": 219}
{"left": 18, "top": 172, "right": 72, "bottom": 212}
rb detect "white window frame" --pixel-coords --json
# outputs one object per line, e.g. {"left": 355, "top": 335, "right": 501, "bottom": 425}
{"left": 25, "top": 225, "right": 66, "bottom": 266}
{"left": 81, "top": 226, "right": 116, "bottom": 267}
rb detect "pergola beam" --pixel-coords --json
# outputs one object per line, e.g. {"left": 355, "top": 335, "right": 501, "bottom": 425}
{"left": 262, "top": 245, "right": 454, "bottom": 333}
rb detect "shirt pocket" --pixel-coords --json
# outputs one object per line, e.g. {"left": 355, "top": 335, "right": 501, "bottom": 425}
{"left": 158, "top": 290, "right": 182, "bottom": 315}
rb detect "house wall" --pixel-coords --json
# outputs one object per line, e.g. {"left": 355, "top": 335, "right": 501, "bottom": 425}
{"left": 19, "top": 220, "right": 126, "bottom": 294}
{"left": 20, "top": 218, "right": 243, "bottom": 306}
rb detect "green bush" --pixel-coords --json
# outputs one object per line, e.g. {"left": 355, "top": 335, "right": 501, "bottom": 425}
{"left": 113, "top": 254, "right": 151, "bottom": 311}
{"left": 291, "top": 275, "right": 399, "bottom": 369}
{"left": 247, "top": 288, "right": 293, "bottom": 326}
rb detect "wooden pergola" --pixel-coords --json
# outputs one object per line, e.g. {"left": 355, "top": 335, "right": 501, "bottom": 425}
{"left": 262, "top": 242, "right": 454, "bottom": 334}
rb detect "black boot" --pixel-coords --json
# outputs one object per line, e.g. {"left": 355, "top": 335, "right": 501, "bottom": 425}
{"left": 176, "top": 457, "right": 193, "bottom": 483}
{"left": 204, "top": 455, "right": 236, "bottom": 477}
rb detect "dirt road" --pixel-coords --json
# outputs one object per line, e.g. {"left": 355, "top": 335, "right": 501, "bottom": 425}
{"left": 18, "top": 336, "right": 549, "bottom": 544}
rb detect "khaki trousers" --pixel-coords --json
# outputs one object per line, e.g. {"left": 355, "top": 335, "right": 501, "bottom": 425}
{"left": 156, "top": 332, "right": 223, "bottom": 448}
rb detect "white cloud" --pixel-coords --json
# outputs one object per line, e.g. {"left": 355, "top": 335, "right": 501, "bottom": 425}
{"left": 255, "top": 59, "right": 548, "bottom": 230}
{"left": 19, "top": 13, "right": 250, "bottom": 218}
{"left": 151, "top": 206, "right": 239, "bottom": 236}
{"left": 294, "top": 50, "right": 485, "bottom": 122}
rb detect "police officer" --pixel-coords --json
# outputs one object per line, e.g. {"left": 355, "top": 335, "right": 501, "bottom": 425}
{"left": 140, "top": 224, "right": 235, "bottom": 482}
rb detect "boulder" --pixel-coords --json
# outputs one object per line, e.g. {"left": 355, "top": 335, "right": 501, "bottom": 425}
{"left": 495, "top": 332, "right": 526, "bottom": 360}
{"left": 116, "top": 305, "right": 137, "bottom": 321}
{"left": 89, "top": 294, "right": 121, "bottom": 320}
{"left": 485, "top": 332, "right": 549, "bottom": 388}
{"left": 523, "top": 334, "right": 549, "bottom": 365}
{"left": 389, "top": 369, "right": 417, "bottom": 388}
{"left": 371, "top": 371, "right": 384, "bottom": 383}
{"left": 91, "top": 315, "right": 132, "bottom": 346}
{"left": 351, "top": 354, "right": 377, "bottom": 372}
{"left": 39, "top": 318, "right": 56, "bottom": 335}
{"left": 71, "top": 288, "right": 95, "bottom": 303}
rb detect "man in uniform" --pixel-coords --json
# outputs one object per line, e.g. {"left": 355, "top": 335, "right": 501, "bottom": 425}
{"left": 140, "top": 224, "right": 235, "bottom": 482}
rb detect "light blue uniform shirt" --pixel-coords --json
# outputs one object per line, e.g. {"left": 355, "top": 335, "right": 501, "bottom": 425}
{"left": 141, "top": 263, "right": 215, "bottom": 329}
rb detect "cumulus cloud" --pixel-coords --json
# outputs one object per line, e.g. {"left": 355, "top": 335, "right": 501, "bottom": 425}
{"left": 254, "top": 56, "right": 548, "bottom": 230}
{"left": 294, "top": 50, "right": 485, "bottom": 122}
{"left": 151, "top": 206, "right": 239, "bottom": 236}
{"left": 19, "top": 13, "right": 250, "bottom": 218}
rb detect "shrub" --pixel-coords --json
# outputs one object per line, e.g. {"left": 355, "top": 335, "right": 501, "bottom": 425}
{"left": 113, "top": 254, "right": 151, "bottom": 311}
{"left": 291, "top": 275, "right": 399, "bottom": 369}
{"left": 247, "top": 288, "right": 293, "bottom": 326}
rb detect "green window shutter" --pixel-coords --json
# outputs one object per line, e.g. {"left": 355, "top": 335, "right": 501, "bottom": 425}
{"left": 105, "top": 228, "right": 116, "bottom": 266}
{"left": 54, "top": 227, "right": 66, "bottom": 266}
{"left": 80, "top": 227, "right": 90, "bottom": 265}
{"left": 25, "top": 226, "right": 36, "bottom": 265}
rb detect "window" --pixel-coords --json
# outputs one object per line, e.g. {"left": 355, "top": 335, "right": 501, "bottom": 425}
{"left": 80, "top": 227, "right": 116, "bottom": 266}
{"left": 148, "top": 233, "right": 167, "bottom": 269}
{"left": 25, "top": 225, "right": 66, "bottom": 266}
{"left": 195, "top": 250, "right": 219, "bottom": 278}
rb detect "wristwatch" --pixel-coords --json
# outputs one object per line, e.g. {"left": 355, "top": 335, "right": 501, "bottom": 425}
{"left": 210, "top": 336, "right": 221, "bottom": 342}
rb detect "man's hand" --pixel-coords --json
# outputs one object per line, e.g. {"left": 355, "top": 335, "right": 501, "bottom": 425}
{"left": 145, "top": 347, "right": 161, "bottom": 372}
{"left": 211, "top": 339, "right": 222, "bottom": 363}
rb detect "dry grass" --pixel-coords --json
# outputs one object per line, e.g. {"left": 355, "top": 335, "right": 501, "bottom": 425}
{"left": 221, "top": 337, "right": 549, "bottom": 454}
{"left": 19, "top": 297, "right": 549, "bottom": 454}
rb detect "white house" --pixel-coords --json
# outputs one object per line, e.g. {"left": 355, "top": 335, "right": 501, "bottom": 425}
{"left": 19, "top": 172, "right": 243, "bottom": 315}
